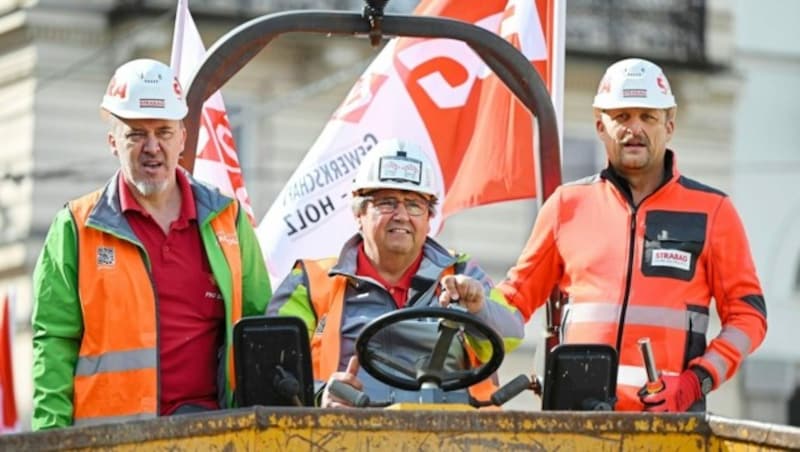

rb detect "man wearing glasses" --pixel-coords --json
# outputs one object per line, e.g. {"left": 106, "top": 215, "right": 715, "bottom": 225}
{"left": 267, "top": 138, "right": 525, "bottom": 407}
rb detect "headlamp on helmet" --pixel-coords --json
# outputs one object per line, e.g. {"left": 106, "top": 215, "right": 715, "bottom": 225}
{"left": 352, "top": 139, "right": 438, "bottom": 199}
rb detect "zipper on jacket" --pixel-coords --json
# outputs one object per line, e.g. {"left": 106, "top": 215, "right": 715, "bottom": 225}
{"left": 615, "top": 208, "right": 638, "bottom": 353}
{"left": 603, "top": 156, "right": 675, "bottom": 354}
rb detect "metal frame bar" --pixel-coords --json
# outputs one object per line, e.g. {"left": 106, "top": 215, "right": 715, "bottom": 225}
{"left": 184, "top": 10, "right": 562, "bottom": 200}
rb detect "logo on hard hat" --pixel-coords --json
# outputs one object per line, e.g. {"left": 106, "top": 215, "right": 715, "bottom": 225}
{"left": 656, "top": 74, "right": 671, "bottom": 95}
{"left": 378, "top": 156, "right": 422, "bottom": 185}
{"left": 106, "top": 76, "right": 127, "bottom": 100}
{"left": 172, "top": 77, "right": 184, "bottom": 101}
{"left": 100, "top": 59, "right": 188, "bottom": 120}
{"left": 592, "top": 58, "right": 677, "bottom": 109}
{"left": 140, "top": 98, "right": 165, "bottom": 109}
{"left": 623, "top": 89, "right": 647, "bottom": 99}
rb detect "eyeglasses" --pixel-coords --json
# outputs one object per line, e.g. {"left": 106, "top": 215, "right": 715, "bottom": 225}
{"left": 368, "top": 197, "right": 429, "bottom": 216}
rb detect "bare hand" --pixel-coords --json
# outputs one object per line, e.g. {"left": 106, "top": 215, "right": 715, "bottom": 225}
{"left": 321, "top": 356, "right": 362, "bottom": 408}
{"left": 438, "top": 274, "right": 485, "bottom": 314}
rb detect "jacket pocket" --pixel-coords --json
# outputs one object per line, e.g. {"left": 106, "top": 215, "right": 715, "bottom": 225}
{"left": 642, "top": 210, "right": 707, "bottom": 281}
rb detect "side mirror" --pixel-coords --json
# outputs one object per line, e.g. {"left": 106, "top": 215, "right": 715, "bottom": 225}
{"left": 233, "top": 316, "right": 314, "bottom": 407}
{"left": 542, "top": 344, "right": 618, "bottom": 411}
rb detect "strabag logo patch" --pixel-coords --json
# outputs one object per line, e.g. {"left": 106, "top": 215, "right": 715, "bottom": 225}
{"left": 651, "top": 249, "right": 691, "bottom": 271}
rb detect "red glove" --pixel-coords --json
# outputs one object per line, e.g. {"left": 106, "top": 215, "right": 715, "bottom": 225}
{"left": 638, "top": 369, "right": 702, "bottom": 412}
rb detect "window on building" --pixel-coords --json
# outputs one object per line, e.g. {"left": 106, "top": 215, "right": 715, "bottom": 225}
{"left": 566, "top": 0, "right": 708, "bottom": 66}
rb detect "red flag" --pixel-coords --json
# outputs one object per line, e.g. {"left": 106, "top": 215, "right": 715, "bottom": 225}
{"left": 170, "top": 0, "right": 256, "bottom": 223}
{"left": 0, "top": 294, "right": 18, "bottom": 434}
{"left": 405, "top": 0, "right": 558, "bottom": 214}
{"left": 257, "top": 0, "right": 562, "bottom": 284}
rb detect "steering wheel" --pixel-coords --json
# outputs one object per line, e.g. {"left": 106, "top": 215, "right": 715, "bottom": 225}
{"left": 354, "top": 307, "right": 505, "bottom": 392}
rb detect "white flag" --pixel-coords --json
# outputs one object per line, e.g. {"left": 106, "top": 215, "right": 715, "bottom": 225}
{"left": 257, "top": 0, "right": 562, "bottom": 286}
{"left": 170, "top": 0, "right": 255, "bottom": 223}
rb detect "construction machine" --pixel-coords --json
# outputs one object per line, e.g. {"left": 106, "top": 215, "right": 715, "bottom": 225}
{"left": 4, "top": 305, "right": 798, "bottom": 450}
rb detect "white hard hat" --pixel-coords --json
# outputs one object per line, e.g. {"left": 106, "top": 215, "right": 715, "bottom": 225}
{"left": 100, "top": 59, "right": 188, "bottom": 120}
{"left": 352, "top": 139, "right": 437, "bottom": 198}
{"left": 592, "top": 58, "right": 676, "bottom": 110}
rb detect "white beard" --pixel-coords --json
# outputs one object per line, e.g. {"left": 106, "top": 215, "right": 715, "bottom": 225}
{"left": 133, "top": 179, "right": 169, "bottom": 197}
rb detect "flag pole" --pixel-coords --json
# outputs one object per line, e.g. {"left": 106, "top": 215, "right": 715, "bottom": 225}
{"left": 533, "top": 0, "right": 564, "bottom": 207}
{"left": 539, "top": 0, "right": 567, "bottom": 360}
{"left": 550, "top": 0, "right": 566, "bottom": 158}
{"left": 170, "top": 0, "right": 188, "bottom": 73}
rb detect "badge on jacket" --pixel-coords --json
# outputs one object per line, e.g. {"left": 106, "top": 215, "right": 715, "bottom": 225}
{"left": 651, "top": 249, "right": 691, "bottom": 271}
{"left": 97, "top": 246, "right": 115, "bottom": 267}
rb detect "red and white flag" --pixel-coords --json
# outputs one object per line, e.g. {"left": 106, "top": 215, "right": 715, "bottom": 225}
{"left": 170, "top": 0, "right": 255, "bottom": 223}
{"left": 0, "top": 293, "right": 18, "bottom": 434}
{"left": 257, "top": 0, "right": 562, "bottom": 284}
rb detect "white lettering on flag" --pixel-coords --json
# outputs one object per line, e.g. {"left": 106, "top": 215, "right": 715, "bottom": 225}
{"left": 500, "top": 0, "right": 547, "bottom": 61}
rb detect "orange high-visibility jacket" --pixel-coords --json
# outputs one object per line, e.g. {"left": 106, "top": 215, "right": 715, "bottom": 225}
{"left": 69, "top": 187, "right": 243, "bottom": 426}
{"left": 498, "top": 151, "right": 767, "bottom": 411}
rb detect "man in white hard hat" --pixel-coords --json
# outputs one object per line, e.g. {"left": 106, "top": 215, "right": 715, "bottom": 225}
{"left": 267, "top": 138, "right": 525, "bottom": 407}
{"left": 31, "top": 59, "right": 271, "bottom": 430}
{"left": 496, "top": 58, "right": 767, "bottom": 412}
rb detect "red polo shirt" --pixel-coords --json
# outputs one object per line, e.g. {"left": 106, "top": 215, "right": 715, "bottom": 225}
{"left": 356, "top": 244, "right": 423, "bottom": 308}
{"left": 120, "top": 171, "right": 224, "bottom": 415}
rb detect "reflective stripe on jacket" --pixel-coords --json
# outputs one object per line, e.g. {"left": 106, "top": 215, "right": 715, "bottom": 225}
{"left": 71, "top": 189, "right": 159, "bottom": 424}
{"left": 268, "top": 234, "right": 525, "bottom": 405}
{"left": 31, "top": 171, "right": 271, "bottom": 430}
{"left": 498, "top": 151, "right": 767, "bottom": 411}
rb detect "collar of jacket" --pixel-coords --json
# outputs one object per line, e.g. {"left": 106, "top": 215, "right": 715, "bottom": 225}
{"left": 84, "top": 169, "right": 235, "bottom": 242}
{"left": 600, "top": 149, "right": 679, "bottom": 205}
{"left": 329, "top": 233, "right": 458, "bottom": 285}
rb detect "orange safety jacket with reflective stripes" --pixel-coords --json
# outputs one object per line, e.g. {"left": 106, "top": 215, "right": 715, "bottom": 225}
{"left": 498, "top": 151, "right": 767, "bottom": 411}
{"left": 301, "top": 258, "right": 498, "bottom": 402}
{"left": 69, "top": 189, "right": 243, "bottom": 426}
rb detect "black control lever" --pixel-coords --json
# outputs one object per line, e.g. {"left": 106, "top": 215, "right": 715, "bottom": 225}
{"left": 273, "top": 365, "right": 303, "bottom": 407}
{"left": 328, "top": 380, "right": 371, "bottom": 407}
{"left": 491, "top": 374, "right": 533, "bottom": 406}
{"left": 471, "top": 374, "right": 533, "bottom": 408}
